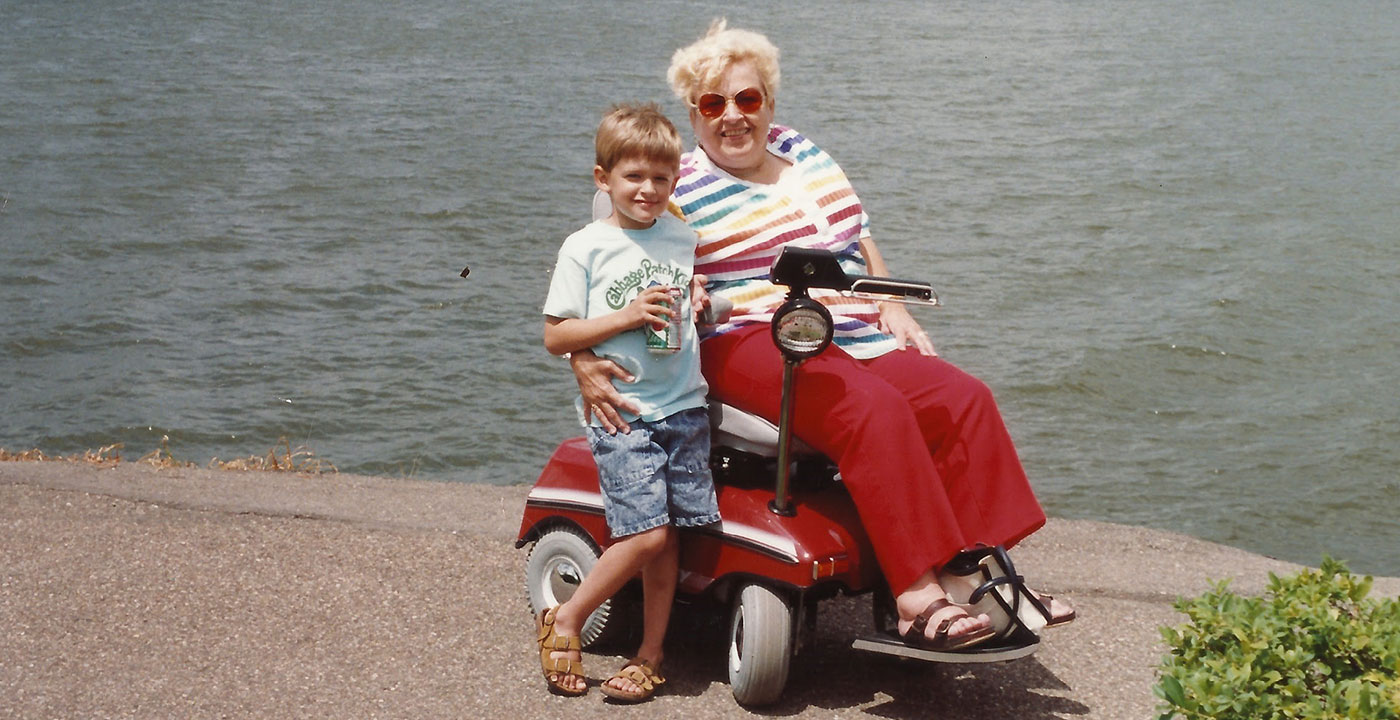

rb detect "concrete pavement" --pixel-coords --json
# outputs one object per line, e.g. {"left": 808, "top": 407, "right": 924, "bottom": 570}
{"left": 3, "top": 461, "right": 1395, "bottom": 719}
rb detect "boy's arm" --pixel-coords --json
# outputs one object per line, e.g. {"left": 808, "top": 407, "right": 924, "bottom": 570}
{"left": 543, "top": 314, "right": 630, "bottom": 356}
{"left": 542, "top": 284, "right": 676, "bottom": 356}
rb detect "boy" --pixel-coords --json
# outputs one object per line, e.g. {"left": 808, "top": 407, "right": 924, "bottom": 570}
{"left": 536, "top": 103, "right": 718, "bottom": 702}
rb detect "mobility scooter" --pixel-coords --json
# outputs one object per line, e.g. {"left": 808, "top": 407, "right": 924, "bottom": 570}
{"left": 517, "top": 246, "right": 1045, "bottom": 706}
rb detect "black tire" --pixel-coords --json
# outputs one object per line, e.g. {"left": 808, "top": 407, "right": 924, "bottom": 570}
{"left": 524, "top": 525, "right": 623, "bottom": 648}
{"left": 727, "top": 583, "right": 794, "bottom": 706}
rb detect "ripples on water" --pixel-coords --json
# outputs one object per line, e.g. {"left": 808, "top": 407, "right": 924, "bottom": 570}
{"left": 2, "top": 0, "right": 1397, "bottom": 574}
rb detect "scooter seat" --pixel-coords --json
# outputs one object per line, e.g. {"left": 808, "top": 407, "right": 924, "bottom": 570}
{"left": 709, "top": 401, "right": 817, "bottom": 458}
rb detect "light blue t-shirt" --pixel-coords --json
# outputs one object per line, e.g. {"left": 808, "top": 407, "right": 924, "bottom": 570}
{"left": 543, "top": 214, "right": 708, "bottom": 427}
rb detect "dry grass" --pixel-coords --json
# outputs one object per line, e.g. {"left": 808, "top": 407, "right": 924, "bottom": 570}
{"left": 209, "top": 437, "right": 336, "bottom": 474}
{"left": 137, "top": 435, "right": 196, "bottom": 469}
{"left": 1, "top": 444, "right": 123, "bottom": 467}
{"left": 1, "top": 437, "right": 336, "bottom": 475}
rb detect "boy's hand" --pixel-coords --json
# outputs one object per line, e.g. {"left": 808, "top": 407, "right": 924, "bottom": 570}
{"left": 625, "top": 284, "right": 677, "bottom": 330}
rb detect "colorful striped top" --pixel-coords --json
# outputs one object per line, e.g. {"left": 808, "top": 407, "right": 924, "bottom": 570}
{"left": 670, "top": 125, "right": 900, "bottom": 359}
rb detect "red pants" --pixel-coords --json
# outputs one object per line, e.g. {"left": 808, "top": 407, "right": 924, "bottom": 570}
{"left": 701, "top": 325, "right": 1046, "bottom": 594}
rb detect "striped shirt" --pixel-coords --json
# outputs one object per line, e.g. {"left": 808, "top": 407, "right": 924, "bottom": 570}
{"left": 670, "top": 125, "right": 899, "bottom": 359}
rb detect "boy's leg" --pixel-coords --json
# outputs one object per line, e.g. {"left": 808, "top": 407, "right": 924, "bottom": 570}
{"left": 638, "top": 523, "right": 680, "bottom": 658}
{"left": 546, "top": 526, "right": 670, "bottom": 692}
{"left": 603, "top": 406, "right": 713, "bottom": 695}
{"left": 638, "top": 526, "right": 679, "bottom": 660}
{"left": 605, "top": 526, "right": 679, "bottom": 694}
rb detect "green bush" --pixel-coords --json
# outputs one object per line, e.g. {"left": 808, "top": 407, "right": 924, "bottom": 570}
{"left": 1155, "top": 557, "right": 1400, "bottom": 719}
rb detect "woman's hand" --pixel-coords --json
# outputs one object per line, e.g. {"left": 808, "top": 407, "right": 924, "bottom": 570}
{"left": 569, "top": 349, "right": 640, "bottom": 434}
{"left": 878, "top": 301, "right": 938, "bottom": 357}
{"left": 690, "top": 273, "right": 710, "bottom": 323}
{"left": 858, "top": 237, "right": 935, "bottom": 356}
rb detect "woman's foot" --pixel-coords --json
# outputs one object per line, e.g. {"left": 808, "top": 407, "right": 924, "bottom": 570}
{"left": 1029, "top": 590, "right": 1076, "bottom": 627}
{"left": 896, "top": 597, "right": 996, "bottom": 650}
{"left": 895, "top": 580, "right": 994, "bottom": 649}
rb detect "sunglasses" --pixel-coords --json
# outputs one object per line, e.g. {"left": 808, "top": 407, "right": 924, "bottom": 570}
{"left": 694, "top": 87, "right": 765, "bottom": 118}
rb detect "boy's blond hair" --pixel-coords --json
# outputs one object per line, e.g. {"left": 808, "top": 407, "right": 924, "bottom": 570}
{"left": 595, "top": 103, "right": 683, "bottom": 172}
{"left": 667, "top": 18, "right": 781, "bottom": 109}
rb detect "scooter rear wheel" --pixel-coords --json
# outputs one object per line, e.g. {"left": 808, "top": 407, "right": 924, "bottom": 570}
{"left": 524, "top": 525, "right": 624, "bottom": 648}
{"left": 727, "top": 583, "right": 793, "bottom": 707}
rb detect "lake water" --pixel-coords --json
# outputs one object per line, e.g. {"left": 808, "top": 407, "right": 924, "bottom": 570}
{"left": 3, "top": 0, "right": 1398, "bottom": 575}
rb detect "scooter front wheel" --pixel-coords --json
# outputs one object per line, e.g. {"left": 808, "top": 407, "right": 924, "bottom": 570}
{"left": 524, "top": 525, "right": 624, "bottom": 648}
{"left": 727, "top": 583, "right": 794, "bottom": 707}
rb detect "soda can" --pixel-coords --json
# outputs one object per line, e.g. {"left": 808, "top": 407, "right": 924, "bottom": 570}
{"left": 645, "top": 286, "right": 683, "bottom": 353}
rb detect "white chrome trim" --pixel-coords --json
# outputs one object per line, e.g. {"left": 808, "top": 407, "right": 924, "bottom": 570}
{"left": 528, "top": 486, "right": 605, "bottom": 509}
{"left": 527, "top": 487, "right": 800, "bottom": 564}
{"left": 711, "top": 520, "right": 799, "bottom": 564}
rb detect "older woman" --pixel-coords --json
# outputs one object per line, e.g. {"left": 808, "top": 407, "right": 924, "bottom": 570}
{"left": 571, "top": 20, "right": 1072, "bottom": 650}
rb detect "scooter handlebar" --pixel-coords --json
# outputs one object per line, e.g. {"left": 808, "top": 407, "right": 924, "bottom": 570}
{"left": 770, "top": 247, "right": 939, "bottom": 306}
{"left": 850, "top": 276, "right": 939, "bottom": 306}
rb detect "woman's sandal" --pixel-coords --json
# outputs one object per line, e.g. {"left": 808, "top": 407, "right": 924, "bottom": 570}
{"left": 600, "top": 657, "right": 666, "bottom": 704}
{"left": 900, "top": 598, "right": 996, "bottom": 651}
{"left": 537, "top": 607, "right": 587, "bottom": 697}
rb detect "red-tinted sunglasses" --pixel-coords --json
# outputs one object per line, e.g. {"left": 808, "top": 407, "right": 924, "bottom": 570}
{"left": 694, "top": 87, "right": 765, "bottom": 118}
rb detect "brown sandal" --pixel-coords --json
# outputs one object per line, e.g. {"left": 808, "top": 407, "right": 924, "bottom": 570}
{"left": 600, "top": 657, "right": 665, "bottom": 703}
{"left": 537, "top": 607, "right": 587, "bottom": 696}
{"left": 900, "top": 598, "right": 996, "bottom": 651}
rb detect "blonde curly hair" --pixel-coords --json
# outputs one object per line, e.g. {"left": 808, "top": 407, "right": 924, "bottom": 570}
{"left": 667, "top": 18, "right": 780, "bottom": 109}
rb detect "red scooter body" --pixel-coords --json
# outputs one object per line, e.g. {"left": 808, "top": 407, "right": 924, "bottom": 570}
{"left": 517, "top": 435, "right": 882, "bottom": 602}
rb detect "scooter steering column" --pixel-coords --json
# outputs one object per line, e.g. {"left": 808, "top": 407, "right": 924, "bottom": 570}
{"left": 770, "top": 358, "right": 800, "bottom": 517}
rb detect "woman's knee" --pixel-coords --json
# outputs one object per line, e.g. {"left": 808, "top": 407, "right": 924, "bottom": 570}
{"left": 914, "top": 359, "right": 998, "bottom": 419}
{"left": 962, "top": 372, "right": 996, "bottom": 407}
{"left": 953, "top": 374, "right": 1001, "bottom": 427}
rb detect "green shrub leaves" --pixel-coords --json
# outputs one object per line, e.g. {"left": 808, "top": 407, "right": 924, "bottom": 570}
{"left": 1155, "top": 557, "right": 1400, "bottom": 719}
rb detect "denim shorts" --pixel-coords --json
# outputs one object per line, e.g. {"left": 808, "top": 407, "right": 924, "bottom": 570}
{"left": 586, "top": 406, "right": 720, "bottom": 538}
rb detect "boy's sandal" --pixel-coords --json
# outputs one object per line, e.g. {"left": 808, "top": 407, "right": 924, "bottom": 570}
{"left": 537, "top": 607, "right": 587, "bottom": 697}
{"left": 600, "top": 657, "right": 666, "bottom": 703}
{"left": 899, "top": 598, "right": 996, "bottom": 651}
